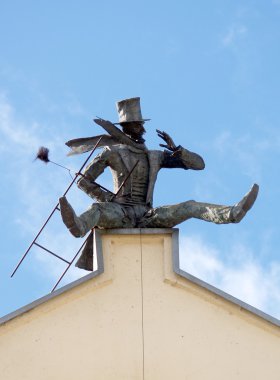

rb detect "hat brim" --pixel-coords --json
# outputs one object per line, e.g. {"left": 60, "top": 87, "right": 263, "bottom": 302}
{"left": 114, "top": 119, "right": 151, "bottom": 125}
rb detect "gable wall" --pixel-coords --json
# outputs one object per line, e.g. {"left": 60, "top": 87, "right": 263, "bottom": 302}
{"left": 0, "top": 230, "right": 279, "bottom": 379}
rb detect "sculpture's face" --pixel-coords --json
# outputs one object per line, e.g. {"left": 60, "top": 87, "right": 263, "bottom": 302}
{"left": 120, "top": 121, "right": 146, "bottom": 142}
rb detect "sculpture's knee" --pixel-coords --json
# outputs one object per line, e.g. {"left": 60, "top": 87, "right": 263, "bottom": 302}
{"left": 79, "top": 204, "right": 101, "bottom": 232}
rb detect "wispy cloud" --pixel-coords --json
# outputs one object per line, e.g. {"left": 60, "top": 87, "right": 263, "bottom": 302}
{"left": 0, "top": 94, "right": 89, "bottom": 221}
{"left": 0, "top": 95, "right": 90, "bottom": 285}
{"left": 180, "top": 235, "right": 280, "bottom": 318}
{"left": 210, "top": 128, "right": 280, "bottom": 183}
{"left": 222, "top": 25, "right": 247, "bottom": 47}
{"left": 0, "top": 94, "right": 41, "bottom": 152}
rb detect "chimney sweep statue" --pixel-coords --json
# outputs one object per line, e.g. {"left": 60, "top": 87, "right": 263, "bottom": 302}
{"left": 60, "top": 97, "right": 259, "bottom": 270}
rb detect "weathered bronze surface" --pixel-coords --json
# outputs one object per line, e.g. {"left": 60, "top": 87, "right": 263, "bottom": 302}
{"left": 60, "top": 97, "right": 259, "bottom": 270}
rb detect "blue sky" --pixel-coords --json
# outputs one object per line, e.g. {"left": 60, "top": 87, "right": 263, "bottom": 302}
{"left": 1, "top": 1, "right": 280, "bottom": 319}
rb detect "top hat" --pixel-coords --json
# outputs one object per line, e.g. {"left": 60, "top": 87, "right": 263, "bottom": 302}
{"left": 115, "top": 97, "right": 150, "bottom": 124}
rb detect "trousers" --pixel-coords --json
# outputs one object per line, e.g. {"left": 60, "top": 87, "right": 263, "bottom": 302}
{"left": 77, "top": 200, "right": 234, "bottom": 236}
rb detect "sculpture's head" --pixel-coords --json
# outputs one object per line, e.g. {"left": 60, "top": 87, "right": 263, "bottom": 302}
{"left": 119, "top": 121, "right": 146, "bottom": 143}
{"left": 115, "top": 97, "right": 150, "bottom": 143}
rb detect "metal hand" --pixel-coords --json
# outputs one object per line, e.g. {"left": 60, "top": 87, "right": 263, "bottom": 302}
{"left": 156, "top": 129, "right": 178, "bottom": 153}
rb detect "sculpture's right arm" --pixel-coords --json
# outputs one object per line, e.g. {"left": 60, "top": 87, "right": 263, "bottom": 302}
{"left": 162, "top": 146, "right": 205, "bottom": 170}
{"left": 77, "top": 149, "right": 112, "bottom": 202}
{"left": 156, "top": 129, "right": 205, "bottom": 170}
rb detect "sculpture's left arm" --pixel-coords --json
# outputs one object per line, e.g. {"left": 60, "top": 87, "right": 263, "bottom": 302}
{"left": 157, "top": 129, "right": 205, "bottom": 170}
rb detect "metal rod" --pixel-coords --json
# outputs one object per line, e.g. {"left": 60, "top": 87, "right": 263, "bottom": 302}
{"left": 33, "top": 242, "right": 71, "bottom": 264}
{"left": 91, "top": 181, "right": 114, "bottom": 194}
{"left": 11, "top": 203, "right": 59, "bottom": 277}
{"left": 48, "top": 160, "right": 71, "bottom": 172}
{"left": 62, "top": 136, "right": 103, "bottom": 197}
{"left": 11, "top": 137, "right": 103, "bottom": 278}
{"left": 51, "top": 231, "right": 93, "bottom": 293}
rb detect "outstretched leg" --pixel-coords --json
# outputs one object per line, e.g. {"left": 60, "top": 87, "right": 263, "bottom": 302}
{"left": 59, "top": 197, "right": 134, "bottom": 237}
{"left": 139, "top": 184, "right": 259, "bottom": 228}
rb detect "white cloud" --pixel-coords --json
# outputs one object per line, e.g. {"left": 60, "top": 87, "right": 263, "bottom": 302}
{"left": 210, "top": 128, "right": 280, "bottom": 183}
{"left": 179, "top": 235, "right": 222, "bottom": 283}
{"left": 222, "top": 25, "right": 247, "bottom": 47}
{"left": 0, "top": 92, "right": 82, "bottom": 156}
{"left": 0, "top": 95, "right": 91, "bottom": 287}
{"left": 0, "top": 94, "right": 42, "bottom": 152}
{"left": 180, "top": 235, "right": 280, "bottom": 318}
{"left": 0, "top": 94, "right": 90, "bottom": 223}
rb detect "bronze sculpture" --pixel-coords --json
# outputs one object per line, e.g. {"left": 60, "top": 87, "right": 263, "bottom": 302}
{"left": 59, "top": 97, "right": 258, "bottom": 269}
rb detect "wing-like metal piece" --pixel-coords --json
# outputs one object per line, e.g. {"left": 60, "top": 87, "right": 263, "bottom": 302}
{"left": 66, "top": 118, "right": 147, "bottom": 156}
{"left": 94, "top": 118, "right": 147, "bottom": 151}
{"left": 66, "top": 135, "right": 119, "bottom": 155}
